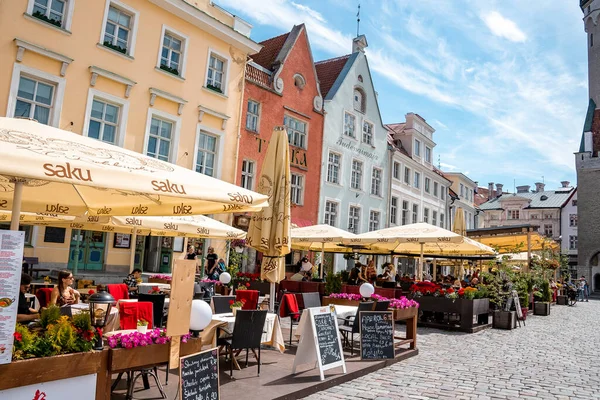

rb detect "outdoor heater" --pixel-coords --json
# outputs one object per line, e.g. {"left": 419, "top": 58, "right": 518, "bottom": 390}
{"left": 88, "top": 285, "right": 115, "bottom": 350}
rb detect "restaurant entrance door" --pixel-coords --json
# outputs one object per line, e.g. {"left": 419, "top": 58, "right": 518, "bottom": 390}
{"left": 68, "top": 230, "right": 106, "bottom": 271}
{"left": 143, "top": 236, "right": 173, "bottom": 273}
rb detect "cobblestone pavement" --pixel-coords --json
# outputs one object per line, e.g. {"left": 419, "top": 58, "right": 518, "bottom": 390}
{"left": 304, "top": 299, "right": 600, "bottom": 400}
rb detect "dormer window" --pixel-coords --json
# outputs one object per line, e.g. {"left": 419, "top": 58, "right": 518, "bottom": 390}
{"left": 353, "top": 87, "right": 366, "bottom": 113}
{"left": 293, "top": 73, "right": 306, "bottom": 89}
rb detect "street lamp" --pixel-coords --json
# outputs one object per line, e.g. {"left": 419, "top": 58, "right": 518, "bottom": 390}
{"left": 88, "top": 285, "right": 115, "bottom": 350}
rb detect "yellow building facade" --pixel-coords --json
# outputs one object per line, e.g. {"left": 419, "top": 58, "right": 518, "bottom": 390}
{"left": 0, "top": 0, "right": 260, "bottom": 274}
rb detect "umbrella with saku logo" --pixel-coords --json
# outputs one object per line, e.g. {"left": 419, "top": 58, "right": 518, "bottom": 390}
{"left": 246, "top": 127, "right": 291, "bottom": 311}
{"left": 0, "top": 117, "right": 268, "bottom": 231}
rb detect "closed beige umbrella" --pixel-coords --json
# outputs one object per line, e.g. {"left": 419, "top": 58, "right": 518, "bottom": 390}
{"left": 246, "top": 127, "right": 291, "bottom": 310}
{"left": 453, "top": 207, "right": 467, "bottom": 278}
{"left": 0, "top": 117, "right": 268, "bottom": 231}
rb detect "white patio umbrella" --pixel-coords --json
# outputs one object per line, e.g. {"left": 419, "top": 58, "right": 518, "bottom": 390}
{"left": 0, "top": 210, "right": 75, "bottom": 223}
{"left": 0, "top": 118, "right": 268, "bottom": 231}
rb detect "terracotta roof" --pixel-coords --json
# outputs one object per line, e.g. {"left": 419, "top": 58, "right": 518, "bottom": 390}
{"left": 386, "top": 130, "right": 410, "bottom": 158}
{"left": 245, "top": 63, "right": 271, "bottom": 89}
{"left": 251, "top": 32, "right": 290, "bottom": 70}
{"left": 315, "top": 54, "right": 351, "bottom": 98}
{"left": 448, "top": 188, "right": 459, "bottom": 199}
{"left": 385, "top": 123, "right": 406, "bottom": 135}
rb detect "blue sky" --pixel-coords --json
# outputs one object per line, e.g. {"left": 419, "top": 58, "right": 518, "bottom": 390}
{"left": 217, "top": 0, "right": 589, "bottom": 191}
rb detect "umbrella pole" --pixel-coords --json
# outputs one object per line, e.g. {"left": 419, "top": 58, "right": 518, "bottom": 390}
{"left": 320, "top": 242, "right": 325, "bottom": 279}
{"left": 73, "top": 229, "right": 81, "bottom": 275}
{"left": 9, "top": 180, "right": 24, "bottom": 231}
{"left": 419, "top": 243, "right": 424, "bottom": 281}
{"left": 269, "top": 282, "right": 275, "bottom": 312}
{"left": 433, "top": 258, "right": 437, "bottom": 282}
{"left": 129, "top": 227, "right": 138, "bottom": 273}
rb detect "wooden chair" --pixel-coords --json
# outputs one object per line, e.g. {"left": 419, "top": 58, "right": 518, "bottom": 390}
{"left": 212, "top": 296, "right": 236, "bottom": 314}
{"left": 338, "top": 301, "right": 374, "bottom": 356}
{"left": 218, "top": 310, "right": 268, "bottom": 378}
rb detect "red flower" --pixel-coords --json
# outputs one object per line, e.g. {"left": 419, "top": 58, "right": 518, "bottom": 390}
{"left": 245, "top": 282, "right": 251, "bottom": 287}
{"left": 13, "top": 332, "right": 22, "bottom": 342}
{"left": 458, "top": 288, "right": 465, "bottom": 296}
{"left": 88, "top": 289, "right": 95, "bottom": 295}
{"left": 447, "top": 288, "right": 455, "bottom": 294}
{"left": 229, "top": 300, "right": 234, "bottom": 305}
{"left": 96, "top": 327, "right": 103, "bottom": 337}
{"left": 440, "top": 289, "right": 446, "bottom": 295}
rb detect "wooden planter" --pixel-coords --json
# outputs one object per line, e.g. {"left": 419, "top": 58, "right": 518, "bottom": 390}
{"left": 534, "top": 302, "right": 551, "bottom": 316}
{"left": 414, "top": 297, "right": 491, "bottom": 333}
{"left": 0, "top": 350, "right": 109, "bottom": 399}
{"left": 148, "top": 278, "right": 171, "bottom": 284}
{"left": 322, "top": 296, "right": 361, "bottom": 307}
{"left": 556, "top": 295, "right": 568, "bottom": 305}
{"left": 392, "top": 307, "right": 418, "bottom": 321}
{"left": 109, "top": 338, "right": 202, "bottom": 373}
{"left": 493, "top": 310, "right": 516, "bottom": 330}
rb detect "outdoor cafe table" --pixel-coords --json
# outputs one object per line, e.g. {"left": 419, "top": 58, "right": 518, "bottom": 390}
{"left": 212, "top": 312, "right": 285, "bottom": 353}
{"left": 138, "top": 282, "right": 171, "bottom": 294}
{"left": 294, "top": 305, "right": 357, "bottom": 338}
{"left": 209, "top": 294, "right": 266, "bottom": 313}
{"left": 71, "top": 303, "right": 120, "bottom": 332}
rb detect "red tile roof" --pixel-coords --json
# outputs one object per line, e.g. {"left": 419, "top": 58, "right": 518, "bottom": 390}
{"left": 245, "top": 63, "right": 271, "bottom": 89}
{"left": 250, "top": 32, "right": 290, "bottom": 70}
{"left": 386, "top": 131, "right": 411, "bottom": 157}
{"left": 315, "top": 55, "right": 351, "bottom": 98}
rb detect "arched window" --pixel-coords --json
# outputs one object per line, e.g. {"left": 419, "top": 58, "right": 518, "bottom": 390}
{"left": 353, "top": 87, "right": 366, "bottom": 113}
{"left": 293, "top": 74, "right": 306, "bottom": 89}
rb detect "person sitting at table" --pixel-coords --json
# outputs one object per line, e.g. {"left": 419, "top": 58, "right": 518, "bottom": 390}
{"left": 123, "top": 268, "right": 142, "bottom": 297}
{"left": 347, "top": 263, "right": 360, "bottom": 285}
{"left": 381, "top": 263, "right": 396, "bottom": 282}
{"left": 299, "top": 257, "right": 313, "bottom": 275}
{"left": 366, "top": 259, "right": 377, "bottom": 283}
{"left": 357, "top": 263, "right": 369, "bottom": 284}
{"left": 17, "top": 273, "right": 39, "bottom": 323}
{"left": 50, "top": 270, "right": 80, "bottom": 306}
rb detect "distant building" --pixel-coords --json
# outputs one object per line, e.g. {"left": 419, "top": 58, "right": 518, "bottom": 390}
{"left": 576, "top": 0, "right": 600, "bottom": 290}
{"left": 443, "top": 172, "right": 478, "bottom": 230}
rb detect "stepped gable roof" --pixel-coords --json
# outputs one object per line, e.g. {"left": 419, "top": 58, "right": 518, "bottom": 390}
{"left": 315, "top": 54, "right": 353, "bottom": 99}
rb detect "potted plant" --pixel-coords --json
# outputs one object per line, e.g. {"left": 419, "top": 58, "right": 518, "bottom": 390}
{"left": 231, "top": 238, "right": 246, "bottom": 253}
{"left": 229, "top": 299, "right": 245, "bottom": 316}
{"left": 533, "top": 280, "right": 552, "bottom": 316}
{"left": 137, "top": 319, "right": 149, "bottom": 334}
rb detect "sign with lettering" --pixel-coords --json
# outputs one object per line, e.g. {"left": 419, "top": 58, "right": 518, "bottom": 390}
{"left": 255, "top": 136, "right": 308, "bottom": 168}
{"left": 359, "top": 311, "right": 395, "bottom": 360}
{"left": 336, "top": 137, "right": 380, "bottom": 161}
{"left": 292, "top": 306, "right": 346, "bottom": 380}
{"left": 180, "top": 348, "right": 220, "bottom": 400}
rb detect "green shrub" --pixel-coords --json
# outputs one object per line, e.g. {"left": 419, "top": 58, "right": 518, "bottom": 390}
{"left": 324, "top": 272, "right": 342, "bottom": 295}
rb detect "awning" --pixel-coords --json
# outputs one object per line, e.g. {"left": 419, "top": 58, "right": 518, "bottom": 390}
{"left": 469, "top": 232, "right": 558, "bottom": 253}
{"left": 291, "top": 217, "right": 313, "bottom": 229}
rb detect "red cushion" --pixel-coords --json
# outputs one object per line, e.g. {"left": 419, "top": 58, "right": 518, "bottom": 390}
{"left": 36, "top": 288, "right": 53, "bottom": 308}
{"left": 107, "top": 284, "right": 129, "bottom": 303}
{"left": 278, "top": 293, "right": 300, "bottom": 319}
{"left": 235, "top": 290, "right": 259, "bottom": 310}
{"left": 119, "top": 301, "right": 153, "bottom": 330}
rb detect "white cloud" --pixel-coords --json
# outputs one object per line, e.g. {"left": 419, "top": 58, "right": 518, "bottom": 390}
{"left": 432, "top": 119, "right": 448, "bottom": 130}
{"left": 481, "top": 11, "right": 527, "bottom": 42}
{"left": 440, "top": 162, "right": 458, "bottom": 171}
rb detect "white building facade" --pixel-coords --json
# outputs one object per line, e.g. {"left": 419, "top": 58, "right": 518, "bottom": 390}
{"left": 560, "top": 187, "right": 578, "bottom": 267}
{"left": 316, "top": 35, "right": 389, "bottom": 272}
{"left": 444, "top": 172, "right": 478, "bottom": 230}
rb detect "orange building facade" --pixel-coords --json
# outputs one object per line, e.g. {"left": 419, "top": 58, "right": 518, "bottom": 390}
{"left": 235, "top": 24, "right": 324, "bottom": 234}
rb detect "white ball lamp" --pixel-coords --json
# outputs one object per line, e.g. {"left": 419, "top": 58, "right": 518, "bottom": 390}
{"left": 219, "top": 272, "right": 231, "bottom": 284}
{"left": 189, "top": 299, "right": 213, "bottom": 336}
{"left": 359, "top": 283, "right": 375, "bottom": 299}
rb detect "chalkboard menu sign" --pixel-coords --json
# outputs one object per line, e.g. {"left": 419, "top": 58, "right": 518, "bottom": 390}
{"left": 313, "top": 312, "right": 343, "bottom": 366}
{"left": 359, "top": 311, "right": 395, "bottom": 360}
{"left": 511, "top": 290, "right": 523, "bottom": 320}
{"left": 180, "top": 348, "right": 219, "bottom": 400}
{"left": 44, "top": 227, "right": 66, "bottom": 243}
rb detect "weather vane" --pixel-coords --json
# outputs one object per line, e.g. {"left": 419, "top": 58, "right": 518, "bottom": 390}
{"left": 356, "top": 4, "right": 361, "bottom": 37}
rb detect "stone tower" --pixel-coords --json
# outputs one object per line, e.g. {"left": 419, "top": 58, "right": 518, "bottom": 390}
{"left": 576, "top": 0, "right": 600, "bottom": 290}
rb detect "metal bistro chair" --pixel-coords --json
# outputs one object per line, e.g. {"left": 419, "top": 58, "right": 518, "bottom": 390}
{"left": 277, "top": 293, "right": 301, "bottom": 345}
{"left": 213, "top": 295, "right": 236, "bottom": 314}
{"left": 338, "top": 301, "right": 374, "bottom": 356}
{"left": 301, "top": 292, "right": 322, "bottom": 308}
{"left": 373, "top": 300, "right": 391, "bottom": 311}
{"left": 138, "top": 293, "right": 167, "bottom": 328}
{"left": 218, "top": 310, "right": 268, "bottom": 378}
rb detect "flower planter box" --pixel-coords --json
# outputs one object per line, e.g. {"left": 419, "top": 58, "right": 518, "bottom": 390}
{"left": 493, "top": 310, "right": 516, "bottom": 330}
{"left": 148, "top": 278, "right": 171, "bottom": 284}
{"left": 322, "top": 296, "right": 361, "bottom": 307}
{"left": 534, "top": 302, "right": 551, "bottom": 316}
{"left": 109, "top": 338, "right": 202, "bottom": 373}
{"left": 413, "top": 297, "right": 491, "bottom": 333}
{"left": 0, "top": 350, "right": 109, "bottom": 399}
{"left": 392, "top": 307, "right": 418, "bottom": 321}
{"left": 556, "top": 295, "right": 568, "bottom": 305}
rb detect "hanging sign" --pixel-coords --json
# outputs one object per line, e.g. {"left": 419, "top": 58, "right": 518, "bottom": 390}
{"left": 0, "top": 230, "right": 25, "bottom": 365}
{"left": 180, "top": 348, "right": 220, "bottom": 400}
{"left": 359, "top": 311, "right": 395, "bottom": 360}
{"left": 291, "top": 306, "right": 346, "bottom": 380}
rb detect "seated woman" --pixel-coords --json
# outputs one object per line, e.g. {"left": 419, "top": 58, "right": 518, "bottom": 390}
{"left": 366, "top": 259, "right": 377, "bottom": 283}
{"left": 381, "top": 263, "right": 396, "bottom": 282}
{"left": 50, "top": 270, "right": 80, "bottom": 306}
{"left": 347, "top": 264, "right": 360, "bottom": 285}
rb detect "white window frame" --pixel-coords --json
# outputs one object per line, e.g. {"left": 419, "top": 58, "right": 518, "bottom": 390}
{"left": 414, "top": 171, "right": 420, "bottom": 189}
{"left": 544, "top": 224, "right": 553, "bottom": 237}
{"left": 414, "top": 139, "right": 421, "bottom": 157}
{"left": 371, "top": 167, "right": 382, "bottom": 197}
{"left": 412, "top": 204, "right": 419, "bottom": 223}
{"left": 143, "top": 109, "right": 181, "bottom": 163}
{"left": 241, "top": 159, "right": 255, "bottom": 190}
{"left": 362, "top": 119, "right": 374, "bottom": 145}
{"left": 432, "top": 210, "right": 438, "bottom": 226}
{"left": 569, "top": 214, "right": 578, "bottom": 227}
{"left": 290, "top": 173, "right": 304, "bottom": 206}
{"left": 441, "top": 186, "right": 446, "bottom": 200}
{"left": 326, "top": 151, "right": 341, "bottom": 184}
{"left": 404, "top": 167, "right": 411, "bottom": 185}
{"left": 351, "top": 159, "right": 363, "bottom": 190}
{"left": 193, "top": 124, "right": 224, "bottom": 179}
{"left": 99, "top": 0, "right": 139, "bottom": 57}
{"left": 369, "top": 209, "right": 381, "bottom": 232}
{"left": 508, "top": 210, "right": 520, "bottom": 220}
{"left": 82, "top": 88, "right": 129, "bottom": 148}
{"left": 440, "top": 213, "right": 445, "bottom": 228}
{"left": 204, "top": 48, "right": 232, "bottom": 95}
{"left": 433, "top": 182, "right": 439, "bottom": 197}
{"left": 246, "top": 99, "right": 260, "bottom": 133}
{"left": 424, "top": 177, "right": 431, "bottom": 194}
{"left": 401, "top": 200, "right": 409, "bottom": 225}
{"left": 392, "top": 161, "right": 401, "bottom": 180}
{"left": 343, "top": 111, "right": 356, "bottom": 138}
{"left": 425, "top": 146, "right": 432, "bottom": 163}
{"left": 348, "top": 204, "right": 361, "bottom": 234}
{"left": 423, "top": 208, "right": 429, "bottom": 224}
{"left": 6, "top": 63, "right": 66, "bottom": 128}
{"left": 324, "top": 199, "right": 339, "bottom": 227}
{"left": 390, "top": 197, "right": 398, "bottom": 225}
{"left": 284, "top": 114, "right": 308, "bottom": 149}
{"left": 156, "top": 25, "right": 190, "bottom": 78}
{"left": 26, "top": 0, "right": 75, "bottom": 31}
